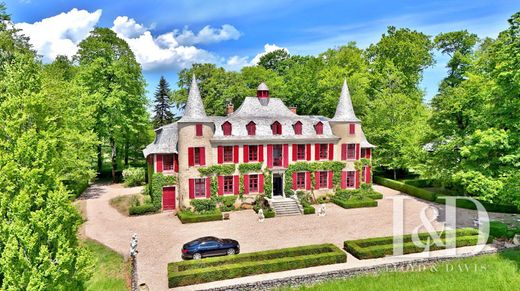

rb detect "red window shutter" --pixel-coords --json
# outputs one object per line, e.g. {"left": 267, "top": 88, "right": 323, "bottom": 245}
{"left": 233, "top": 175, "right": 239, "bottom": 195}
{"left": 196, "top": 124, "right": 203, "bottom": 136}
{"left": 356, "top": 170, "right": 360, "bottom": 188}
{"left": 244, "top": 145, "right": 249, "bottom": 163}
{"left": 218, "top": 146, "right": 223, "bottom": 164}
{"left": 328, "top": 143, "right": 334, "bottom": 160}
{"left": 314, "top": 172, "right": 320, "bottom": 189}
{"left": 341, "top": 171, "right": 347, "bottom": 189}
{"left": 306, "top": 144, "right": 311, "bottom": 161}
{"left": 366, "top": 166, "right": 372, "bottom": 184}
{"left": 267, "top": 144, "right": 273, "bottom": 168}
{"left": 218, "top": 176, "right": 224, "bottom": 196}
{"left": 341, "top": 144, "right": 347, "bottom": 160}
{"left": 258, "top": 145, "right": 264, "bottom": 162}
{"left": 367, "top": 148, "right": 371, "bottom": 159}
{"left": 283, "top": 144, "right": 289, "bottom": 168}
{"left": 174, "top": 154, "right": 179, "bottom": 172}
{"left": 188, "top": 147, "right": 194, "bottom": 166}
{"left": 156, "top": 154, "right": 163, "bottom": 172}
{"left": 349, "top": 123, "right": 356, "bottom": 134}
{"left": 189, "top": 179, "right": 195, "bottom": 199}
{"left": 315, "top": 144, "right": 320, "bottom": 160}
{"left": 355, "top": 144, "right": 360, "bottom": 160}
{"left": 233, "top": 145, "right": 239, "bottom": 163}
{"left": 199, "top": 147, "right": 206, "bottom": 166}
{"left": 305, "top": 172, "right": 311, "bottom": 190}
{"left": 292, "top": 144, "right": 297, "bottom": 161}
{"left": 244, "top": 175, "right": 249, "bottom": 194}
{"left": 259, "top": 174, "right": 264, "bottom": 193}
{"left": 328, "top": 170, "right": 333, "bottom": 188}
{"left": 292, "top": 172, "right": 297, "bottom": 190}
{"left": 205, "top": 177, "right": 211, "bottom": 198}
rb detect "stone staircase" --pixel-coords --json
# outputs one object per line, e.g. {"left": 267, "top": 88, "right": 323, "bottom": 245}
{"left": 270, "top": 198, "right": 302, "bottom": 216}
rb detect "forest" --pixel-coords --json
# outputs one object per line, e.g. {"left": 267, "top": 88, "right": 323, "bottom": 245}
{"left": 0, "top": 1, "right": 518, "bottom": 288}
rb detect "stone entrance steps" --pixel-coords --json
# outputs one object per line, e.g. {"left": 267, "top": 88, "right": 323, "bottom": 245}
{"left": 271, "top": 198, "right": 302, "bottom": 216}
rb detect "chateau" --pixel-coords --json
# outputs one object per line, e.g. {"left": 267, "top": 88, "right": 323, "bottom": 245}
{"left": 143, "top": 75, "right": 375, "bottom": 210}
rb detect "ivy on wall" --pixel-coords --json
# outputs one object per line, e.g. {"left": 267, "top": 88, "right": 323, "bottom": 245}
{"left": 150, "top": 173, "right": 176, "bottom": 209}
{"left": 283, "top": 161, "right": 346, "bottom": 195}
{"left": 197, "top": 164, "right": 236, "bottom": 176}
{"left": 263, "top": 170, "right": 272, "bottom": 198}
{"left": 354, "top": 158, "right": 372, "bottom": 184}
{"left": 238, "top": 163, "right": 263, "bottom": 174}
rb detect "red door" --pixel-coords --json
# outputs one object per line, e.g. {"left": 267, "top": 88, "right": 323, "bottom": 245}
{"left": 162, "top": 186, "right": 176, "bottom": 210}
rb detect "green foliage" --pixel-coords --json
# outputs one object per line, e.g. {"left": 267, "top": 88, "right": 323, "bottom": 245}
{"left": 197, "top": 164, "right": 236, "bottom": 176}
{"left": 168, "top": 244, "right": 346, "bottom": 287}
{"left": 435, "top": 197, "right": 519, "bottom": 214}
{"left": 284, "top": 161, "right": 345, "bottom": 194}
{"left": 177, "top": 209, "right": 222, "bottom": 224}
{"left": 258, "top": 49, "right": 291, "bottom": 74}
{"left": 375, "top": 177, "right": 438, "bottom": 201}
{"left": 190, "top": 199, "right": 217, "bottom": 213}
{"left": 153, "top": 76, "right": 175, "bottom": 127}
{"left": 220, "top": 196, "right": 237, "bottom": 212}
{"left": 150, "top": 173, "right": 176, "bottom": 209}
{"left": 122, "top": 167, "right": 146, "bottom": 187}
{"left": 238, "top": 163, "right": 263, "bottom": 174}
{"left": 303, "top": 206, "right": 316, "bottom": 215}
{"left": 344, "top": 228, "right": 480, "bottom": 259}
{"left": 129, "top": 204, "right": 159, "bottom": 216}
{"left": 332, "top": 196, "right": 377, "bottom": 209}
{"left": 82, "top": 239, "right": 129, "bottom": 291}
{"left": 263, "top": 170, "right": 272, "bottom": 198}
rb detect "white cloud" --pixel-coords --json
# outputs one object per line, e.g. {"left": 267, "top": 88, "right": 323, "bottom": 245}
{"left": 15, "top": 8, "right": 102, "bottom": 62}
{"left": 224, "top": 43, "right": 289, "bottom": 71}
{"left": 112, "top": 16, "right": 148, "bottom": 38}
{"left": 250, "top": 43, "right": 289, "bottom": 65}
{"left": 175, "top": 24, "right": 241, "bottom": 46}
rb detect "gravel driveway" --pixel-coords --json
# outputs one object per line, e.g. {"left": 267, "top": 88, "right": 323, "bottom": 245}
{"left": 81, "top": 183, "right": 515, "bottom": 291}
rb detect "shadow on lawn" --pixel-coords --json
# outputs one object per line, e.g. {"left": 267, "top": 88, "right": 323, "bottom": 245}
{"left": 498, "top": 248, "right": 520, "bottom": 271}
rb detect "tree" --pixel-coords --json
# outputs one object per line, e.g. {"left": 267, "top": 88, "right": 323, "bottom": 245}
{"left": 76, "top": 28, "right": 150, "bottom": 179}
{"left": 152, "top": 76, "right": 174, "bottom": 128}
{"left": 257, "top": 49, "right": 290, "bottom": 74}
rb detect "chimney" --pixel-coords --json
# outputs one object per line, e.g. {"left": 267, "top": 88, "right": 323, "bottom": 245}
{"left": 226, "top": 102, "right": 234, "bottom": 116}
{"left": 289, "top": 106, "right": 297, "bottom": 114}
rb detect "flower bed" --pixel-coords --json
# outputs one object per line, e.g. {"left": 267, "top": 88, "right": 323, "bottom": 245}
{"left": 344, "top": 228, "right": 481, "bottom": 259}
{"left": 167, "top": 244, "right": 346, "bottom": 287}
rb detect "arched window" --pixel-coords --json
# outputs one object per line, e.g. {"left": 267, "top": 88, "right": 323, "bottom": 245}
{"left": 293, "top": 121, "right": 303, "bottom": 135}
{"left": 246, "top": 121, "right": 256, "bottom": 136}
{"left": 222, "top": 121, "right": 232, "bottom": 136}
{"left": 271, "top": 121, "right": 282, "bottom": 135}
{"left": 314, "top": 121, "right": 323, "bottom": 135}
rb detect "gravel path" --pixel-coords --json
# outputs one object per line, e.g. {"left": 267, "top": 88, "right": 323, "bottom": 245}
{"left": 81, "top": 183, "right": 515, "bottom": 291}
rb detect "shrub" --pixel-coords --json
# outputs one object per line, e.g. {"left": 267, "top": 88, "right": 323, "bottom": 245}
{"left": 253, "top": 195, "right": 275, "bottom": 218}
{"left": 168, "top": 244, "right": 346, "bottom": 287}
{"left": 317, "top": 195, "right": 330, "bottom": 204}
{"left": 436, "top": 197, "right": 519, "bottom": 214}
{"left": 402, "top": 179, "right": 434, "bottom": 188}
{"left": 374, "top": 177, "right": 437, "bottom": 202}
{"left": 332, "top": 197, "right": 377, "bottom": 209}
{"left": 190, "top": 199, "right": 217, "bottom": 213}
{"left": 220, "top": 196, "right": 237, "bottom": 212}
{"left": 129, "top": 204, "right": 159, "bottom": 216}
{"left": 303, "top": 206, "right": 315, "bottom": 215}
{"left": 177, "top": 210, "right": 222, "bottom": 224}
{"left": 122, "top": 167, "right": 146, "bottom": 187}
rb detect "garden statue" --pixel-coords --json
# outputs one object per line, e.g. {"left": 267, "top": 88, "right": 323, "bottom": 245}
{"left": 258, "top": 208, "right": 265, "bottom": 222}
{"left": 318, "top": 204, "right": 326, "bottom": 217}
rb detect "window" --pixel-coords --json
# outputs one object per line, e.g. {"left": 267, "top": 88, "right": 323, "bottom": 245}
{"left": 297, "top": 144, "right": 306, "bottom": 160}
{"left": 319, "top": 144, "right": 328, "bottom": 159}
{"left": 249, "top": 174, "right": 258, "bottom": 192}
{"left": 163, "top": 154, "right": 174, "bottom": 170}
{"left": 271, "top": 121, "right": 282, "bottom": 135}
{"left": 319, "top": 171, "right": 328, "bottom": 188}
{"left": 315, "top": 122, "right": 323, "bottom": 135}
{"left": 223, "top": 146, "right": 233, "bottom": 163}
{"left": 249, "top": 145, "right": 258, "bottom": 161}
{"left": 222, "top": 121, "right": 232, "bottom": 136}
{"left": 246, "top": 121, "right": 256, "bottom": 136}
{"left": 196, "top": 124, "right": 203, "bottom": 136}
{"left": 296, "top": 172, "right": 306, "bottom": 189}
{"left": 346, "top": 171, "right": 355, "bottom": 188}
{"left": 223, "top": 176, "right": 234, "bottom": 194}
{"left": 349, "top": 123, "right": 356, "bottom": 135}
{"left": 293, "top": 121, "right": 302, "bottom": 135}
{"left": 347, "top": 144, "right": 356, "bottom": 159}
{"left": 194, "top": 147, "right": 201, "bottom": 165}
{"left": 194, "top": 178, "right": 206, "bottom": 198}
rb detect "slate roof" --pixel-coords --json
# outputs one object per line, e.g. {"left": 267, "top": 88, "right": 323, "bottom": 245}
{"left": 143, "top": 123, "right": 179, "bottom": 156}
{"left": 330, "top": 79, "right": 360, "bottom": 123}
{"left": 178, "top": 74, "right": 207, "bottom": 123}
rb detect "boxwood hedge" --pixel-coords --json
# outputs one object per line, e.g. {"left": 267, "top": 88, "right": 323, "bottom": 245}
{"left": 129, "top": 204, "right": 159, "bottom": 216}
{"left": 177, "top": 209, "right": 222, "bottom": 224}
{"left": 332, "top": 197, "right": 377, "bottom": 209}
{"left": 168, "top": 244, "right": 346, "bottom": 287}
{"left": 435, "top": 197, "right": 519, "bottom": 214}
{"left": 374, "top": 176, "right": 437, "bottom": 202}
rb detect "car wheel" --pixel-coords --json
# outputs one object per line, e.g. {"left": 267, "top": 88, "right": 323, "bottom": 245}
{"left": 193, "top": 253, "right": 202, "bottom": 260}
{"left": 227, "top": 248, "right": 236, "bottom": 255}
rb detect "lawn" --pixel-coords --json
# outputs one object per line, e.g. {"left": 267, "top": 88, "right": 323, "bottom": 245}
{"left": 83, "top": 239, "right": 130, "bottom": 291}
{"left": 109, "top": 193, "right": 148, "bottom": 216}
{"left": 286, "top": 249, "right": 520, "bottom": 290}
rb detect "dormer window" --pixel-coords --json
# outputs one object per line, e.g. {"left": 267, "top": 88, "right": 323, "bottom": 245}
{"left": 222, "top": 121, "right": 232, "bottom": 136}
{"left": 271, "top": 121, "right": 282, "bottom": 135}
{"left": 246, "top": 121, "right": 256, "bottom": 136}
{"left": 293, "top": 121, "right": 302, "bottom": 135}
{"left": 315, "top": 122, "right": 323, "bottom": 135}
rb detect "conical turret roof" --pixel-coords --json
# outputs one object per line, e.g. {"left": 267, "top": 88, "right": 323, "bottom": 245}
{"left": 331, "top": 79, "right": 360, "bottom": 122}
{"left": 179, "top": 74, "right": 207, "bottom": 122}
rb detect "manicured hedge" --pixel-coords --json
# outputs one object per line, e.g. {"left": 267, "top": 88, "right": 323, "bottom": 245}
{"left": 374, "top": 176, "right": 437, "bottom": 202}
{"left": 344, "top": 228, "right": 481, "bottom": 259}
{"left": 129, "top": 204, "right": 159, "bottom": 216}
{"left": 435, "top": 197, "right": 519, "bottom": 214}
{"left": 303, "top": 206, "right": 315, "bottom": 215}
{"left": 401, "top": 179, "right": 434, "bottom": 188}
{"left": 168, "top": 244, "right": 346, "bottom": 287}
{"left": 366, "top": 192, "right": 383, "bottom": 200}
{"left": 177, "top": 210, "right": 222, "bottom": 224}
{"left": 332, "top": 197, "right": 377, "bottom": 209}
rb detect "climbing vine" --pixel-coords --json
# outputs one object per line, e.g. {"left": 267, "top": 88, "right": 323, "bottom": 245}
{"left": 238, "top": 163, "right": 263, "bottom": 174}
{"left": 354, "top": 158, "right": 372, "bottom": 184}
{"left": 284, "top": 161, "right": 345, "bottom": 194}
{"left": 197, "top": 164, "right": 236, "bottom": 176}
{"left": 263, "top": 170, "right": 272, "bottom": 198}
{"left": 150, "top": 173, "right": 176, "bottom": 209}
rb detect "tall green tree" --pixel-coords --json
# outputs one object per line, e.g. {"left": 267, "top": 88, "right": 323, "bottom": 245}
{"left": 257, "top": 49, "right": 291, "bottom": 74}
{"left": 75, "top": 28, "right": 150, "bottom": 179}
{"left": 152, "top": 76, "right": 174, "bottom": 128}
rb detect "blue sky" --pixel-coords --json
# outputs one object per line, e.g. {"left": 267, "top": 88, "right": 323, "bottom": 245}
{"left": 7, "top": 0, "right": 519, "bottom": 102}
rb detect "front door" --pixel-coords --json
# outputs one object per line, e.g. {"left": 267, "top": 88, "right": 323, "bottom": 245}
{"left": 272, "top": 174, "right": 283, "bottom": 197}
{"left": 162, "top": 186, "right": 176, "bottom": 210}
{"left": 273, "top": 145, "right": 283, "bottom": 167}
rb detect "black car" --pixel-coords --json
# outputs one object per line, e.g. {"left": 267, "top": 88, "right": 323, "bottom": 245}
{"left": 181, "top": 236, "right": 240, "bottom": 260}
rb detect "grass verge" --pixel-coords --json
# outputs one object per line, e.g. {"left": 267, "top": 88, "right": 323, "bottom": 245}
{"left": 82, "top": 239, "right": 129, "bottom": 291}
